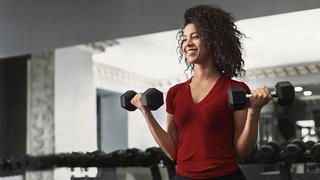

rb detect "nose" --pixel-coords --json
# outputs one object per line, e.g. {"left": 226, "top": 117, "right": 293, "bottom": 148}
{"left": 184, "top": 39, "right": 194, "bottom": 50}
{"left": 186, "top": 37, "right": 194, "bottom": 45}
{"left": 186, "top": 41, "right": 194, "bottom": 47}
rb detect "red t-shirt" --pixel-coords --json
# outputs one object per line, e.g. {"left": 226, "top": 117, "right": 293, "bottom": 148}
{"left": 166, "top": 75, "right": 250, "bottom": 179}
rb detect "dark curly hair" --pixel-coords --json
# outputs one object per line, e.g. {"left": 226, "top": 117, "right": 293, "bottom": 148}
{"left": 177, "top": 4, "right": 246, "bottom": 79}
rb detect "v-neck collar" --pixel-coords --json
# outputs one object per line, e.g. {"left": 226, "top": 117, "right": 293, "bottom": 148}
{"left": 187, "top": 75, "right": 223, "bottom": 106}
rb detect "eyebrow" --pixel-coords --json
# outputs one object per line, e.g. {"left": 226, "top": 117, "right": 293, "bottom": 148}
{"left": 182, "top": 32, "right": 200, "bottom": 37}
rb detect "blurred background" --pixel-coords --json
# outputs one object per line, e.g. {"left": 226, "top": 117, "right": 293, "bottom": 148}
{"left": 1, "top": 0, "right": 320, "bottom": 180}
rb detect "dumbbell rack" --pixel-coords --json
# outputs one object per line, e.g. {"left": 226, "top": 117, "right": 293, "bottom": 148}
{"left": 241, "top": 139, "right": 320, "bottom": 180}
{"left": 0, "top": 147, "right": 176, "bottom": 180}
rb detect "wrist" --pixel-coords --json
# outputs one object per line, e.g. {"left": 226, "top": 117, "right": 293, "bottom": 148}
{"left": 248, "top": 107, "right": 261, "bottom": 115}
{"left": 141, "top": 109, "right": 151, "bottom": 116}
{"left": 247, "top": 108, "right": 261, "bottom": 124}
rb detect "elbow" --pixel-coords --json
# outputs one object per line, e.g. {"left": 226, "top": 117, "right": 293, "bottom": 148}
{"left": 234, "top": 142, "right": 257, "bottom": 161}
{"left": 235, "top": 149, "right": 251, "bottom": 161}
{"left": 167, "top": 152, "right": 177, "bottom": 161}
{"left": 237, "top": 152, "right": 249, "bottom": 161}
{"left": 163, "top": 147, "right": 177, "bottom": 161}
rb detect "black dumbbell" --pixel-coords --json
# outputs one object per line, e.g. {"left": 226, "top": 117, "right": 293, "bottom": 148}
{"left": 281, "top": 138, "right": 306, "bottom": 163}
{"left": 27, "top": 154, "right": 55, "bottom": 170}
{"left": 255, "top": 141, "right": 280, "bottom": 163}
{"left": 311, "top": 141, "right": 320, "bottom": 161}
{"left": 306, "top": 140, "right": 316, "bottom": 150}
{"left": 227, "top": 81, "right": 295, "bottom": 111}
{"left": 145, "top": 147, "right": 163, "bottom": 166}
{"left": 124, "top": 148, "right": 150, "bottom": 166}
{"left": 120, "top": 88, "right": 163, "bottom": 111}
{"left": 302, "top": 140, "right": 316, "bottom": 162}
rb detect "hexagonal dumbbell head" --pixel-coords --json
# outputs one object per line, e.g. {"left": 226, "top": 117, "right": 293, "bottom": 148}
{"left": 141, "top": 88, "right": 164, "bottom": 110}
{"left": 283, "top": 138, "right": 306, "bottom": 163}
{"left": 311, "top": 142, "right": 320, "bottom": 160}
{"left": 227, "top": 86, "right": 247, "bottom": 111}
{"left": 275, "top": 81, "right": 295, "bottom": 105}
{"left": 120, "top": 90, "right": 137, "bottom": 111}
{"left": 257, "top": 141, "right": 280, "bottom": 163}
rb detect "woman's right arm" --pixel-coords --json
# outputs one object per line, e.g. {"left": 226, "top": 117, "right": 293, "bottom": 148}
{"left": 130, "top": 93, "right": 178, "bottom": 160}
{"left": 141, "top": 110, "right": 178, "bottom": 161}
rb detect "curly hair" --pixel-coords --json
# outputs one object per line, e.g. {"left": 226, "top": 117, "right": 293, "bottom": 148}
{"left": 177, "top": 4, "right": 246, "bottom": 79}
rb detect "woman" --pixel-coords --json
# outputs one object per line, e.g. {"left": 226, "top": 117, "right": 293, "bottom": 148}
{"left": 131, "top": 4, "right": 272, "bottom": 180}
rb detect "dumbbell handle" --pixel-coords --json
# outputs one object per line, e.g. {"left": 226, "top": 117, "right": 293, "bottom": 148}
{"left": 245, "top": 91, "right": 277, "bottom": 98}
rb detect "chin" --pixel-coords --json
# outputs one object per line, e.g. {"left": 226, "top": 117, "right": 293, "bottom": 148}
{"left": 187, "top": 57, "right": 199, "bottom": 64}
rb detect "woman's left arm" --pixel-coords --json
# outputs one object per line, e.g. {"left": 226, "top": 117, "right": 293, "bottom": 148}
{"left": 233, "top": 86, "right": 272, "bottom": 160}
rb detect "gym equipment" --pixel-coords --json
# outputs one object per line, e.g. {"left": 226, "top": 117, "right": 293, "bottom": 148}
{"left": 120, "top": 88, "right": 163, "bottom": 111}
{"left": 254, "top": 141, "right": 280, "bottom": 163}
{"left": 279, "top": 163, "right": 292, "bottom": 180}
{"left": 281, "top": 138, "right": 306, "bottom": 163}
{"left": 227, "top": 81, "right": 295, "bottom": 111}
{"left": 0, "top": 147, "right": 175, "bottom": 180}
{"left": 306, "top": 140, "right": 316, "bottom": 150}
{"left": 146, "top": 147, "right": 176, "bottom": 179}
{"left": 302, "top": 140, "right": 316, "bottom": 162}
{"left": 311, "top": 141, "right": 320, "bottom": 161}
{"left": 239, "top": 146, "right": 257, "bottom": 164}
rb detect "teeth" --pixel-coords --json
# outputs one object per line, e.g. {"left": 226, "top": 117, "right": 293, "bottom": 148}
{"left": 187, "top": 50, "right": 197, "bottom": 55}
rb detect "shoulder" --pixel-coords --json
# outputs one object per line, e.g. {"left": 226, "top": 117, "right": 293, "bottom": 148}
{"left": 168, "top": 80, "right": 187, "bottom": 92}
{"left": 230, "top": 78, "right": 249, "bottom": 87}
{"left": 222, "top": 76, "right": 251, "bottom": 93}
{"left": 166, "top": 80, "right": 188, "bottom": 97}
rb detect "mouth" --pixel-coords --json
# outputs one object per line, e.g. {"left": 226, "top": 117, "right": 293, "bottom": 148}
{"left": 185, "top": 48, "right": 198, "bottom": 56}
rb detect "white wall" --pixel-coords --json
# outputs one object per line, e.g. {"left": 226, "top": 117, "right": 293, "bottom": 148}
{"left": 54, "top": 47, "right": 97, "bottom": 179}
{"left": 128, "top": 97, "right": 167, "bottom": 150}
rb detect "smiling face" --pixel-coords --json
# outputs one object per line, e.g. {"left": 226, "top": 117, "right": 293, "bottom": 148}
{"left": 182, "top": 23, "right": 211, "bottom": 64}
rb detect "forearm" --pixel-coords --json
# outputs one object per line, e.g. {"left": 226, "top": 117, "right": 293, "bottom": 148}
{"left": 141, "top": 110, "right": 177, "bottom": 160}
{"left": 235, "top": 108, "right": 260, "bottom": 160}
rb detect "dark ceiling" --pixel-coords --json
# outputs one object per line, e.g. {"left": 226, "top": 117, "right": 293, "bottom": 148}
{"left": 1, "top": 0, "right": 320, "bottom": 58}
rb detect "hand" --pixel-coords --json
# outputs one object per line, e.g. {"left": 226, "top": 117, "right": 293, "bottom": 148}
{"left": 249, "top": 86, "right": 272, "bottom": 112}
{"left": 130, "top": 93, "right": 149, "bottom": 113}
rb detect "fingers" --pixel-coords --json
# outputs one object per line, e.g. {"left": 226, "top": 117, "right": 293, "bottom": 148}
{"left": 130, "top": 93, "right": 143, "bottom": 109}
{"left": 252, "top": 86, "right": 271, "bottom": 99}
{"left": 250, "top": 86, "right": 272, "bottom": 110}
{"left": 130, "top": 93, "right": 142, "bottom": 106}
{"left": 265, "top": 86, "right": 272, "bottom": 99}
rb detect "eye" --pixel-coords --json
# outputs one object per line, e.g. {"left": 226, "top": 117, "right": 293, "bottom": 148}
{"left": 181, "top": 39, "right": 187, "bottom": 43}
{"left": 192, "top": 34, "right": 200, "bottom": 39}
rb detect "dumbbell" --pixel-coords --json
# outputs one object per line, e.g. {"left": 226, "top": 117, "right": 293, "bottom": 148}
{"left": 145, "top": 147, "right": 163, "bottom": 165}
{"left": 239, "top": 146, "right": 258, "bottom": 164}
{"left": 311, "top": 141, "right": 320, "bottom": 161}
{"left": 27, "top": 154, "right": 55, "bottom": 170}
{"left": 254, "top": 141, "right": 280, "bottom": 163}
{"left": 120, "top": 88, "right": 163, "bottom": 111}
{"left": 281, "top": 138, "right": 306, "bottom": 163}
{"left": 302, "top": 140, "right": 316, "bottom": 162}
{"left": 227, "top": 81, "right": 295, "bottom": 111}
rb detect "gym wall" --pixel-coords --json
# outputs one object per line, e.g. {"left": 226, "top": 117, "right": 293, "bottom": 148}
{"left": 54, "top": 47, "right": 97, "bottom": 179}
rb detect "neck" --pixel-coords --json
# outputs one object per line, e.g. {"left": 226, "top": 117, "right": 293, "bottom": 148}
{"left": 192, "top": 59, "right": 220, "bottom": 82}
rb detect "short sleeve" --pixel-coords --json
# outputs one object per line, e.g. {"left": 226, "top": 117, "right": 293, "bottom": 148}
{"left": 240, "top": 82, "right": 251, "bottom": 107}
{"left": 166, "top": 87, "right": 175, "bottom": 114}
{"left": 240, "top": 82, "right": 251, "bottom": 94}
